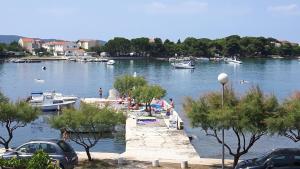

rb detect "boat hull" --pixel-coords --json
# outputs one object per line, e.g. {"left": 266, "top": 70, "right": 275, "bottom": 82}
{"left": 31, "top": 101, "right": 76, "bottom": 111}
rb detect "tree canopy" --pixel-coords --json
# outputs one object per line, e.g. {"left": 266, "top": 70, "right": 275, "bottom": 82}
{"left": 132, "top": 85, "right": 166, "bottom": 116}
{"left": 94, "top": 36, "right": 300, "bottom": 58}
{"left": 267, "top": 91, "right": 300, "bottom": 142}
{"left": 183, "top": 86, "right": 278, "bottom": 167}
{"left": 113, "top": 75, "right": 147, "bottom": 97}
{"left": 50, "top": 103, "right": 126, "bottom": 161}
{"left": 0, "top": 93, "right": 40, "bottom": 149}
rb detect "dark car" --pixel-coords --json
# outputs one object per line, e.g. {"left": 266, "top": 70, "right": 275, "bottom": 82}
{"left": 235, "top": 148, "right": 300, "bottom": 169}
{"left": 1, "top": 139, "right": 78, "bottom": 169}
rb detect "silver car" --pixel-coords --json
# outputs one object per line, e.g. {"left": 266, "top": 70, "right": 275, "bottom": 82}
{"left": 1, "top": 139, "right": 78, "bottom": 169}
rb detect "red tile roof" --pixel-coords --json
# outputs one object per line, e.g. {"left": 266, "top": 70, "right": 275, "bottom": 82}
{"left": 21, "top": 37, "right": 34, "bottom": 43}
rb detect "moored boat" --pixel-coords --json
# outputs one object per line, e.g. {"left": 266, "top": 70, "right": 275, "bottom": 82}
{"left": 28, "top": 92, "right": 76, "bottom": 111}
{"left": 224, "top": 56, "right": 243, "bottom": 64}
{"left": 107, "top": 60, "right": 115, "bottom": 65}
{"left": 171, "top": 60, "right": 195, "bottom": 69}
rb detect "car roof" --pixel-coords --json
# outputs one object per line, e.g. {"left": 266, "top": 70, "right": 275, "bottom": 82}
{"left": 28, "top": 139, "right": 63, "bottom": 144}
{"left": 273, "top": 148, "right": 300, "bottom": 155}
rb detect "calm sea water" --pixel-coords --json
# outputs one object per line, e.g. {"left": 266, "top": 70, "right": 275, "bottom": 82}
{"left": 0, "top": 59, "right": 300, "bottom": 159}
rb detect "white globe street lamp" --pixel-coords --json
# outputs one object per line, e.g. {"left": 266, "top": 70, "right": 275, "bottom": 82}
{"left": 217, "top": 73, "right": 229, "bottom": 169}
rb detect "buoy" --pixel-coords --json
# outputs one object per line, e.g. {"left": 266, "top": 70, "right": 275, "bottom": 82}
{"left": 42, "top": 66, "right": 46, "bottom": 70}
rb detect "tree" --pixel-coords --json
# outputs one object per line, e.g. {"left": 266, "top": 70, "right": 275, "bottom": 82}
{"left": 50, "top": 103, "right": 126, "bottom": 161}
{"left": 0, "top": 97, "right": 40, "bottom": 149}
{"left": 130, "top": 37, "right": 150, "bottom": 57}
{"left": 105, "top": 37, "right": 131, "bottom": 56}
{"left": 132, "top": 85, "right": 166, "bottom": 116}
{"left": 7, "top": 42, "right": 23, "bottom": 52}
{"left": 150, "top": 38, "right": 166, "bottom": 57}
{"left": 183, "top": 86, "right": 278, "bottom": 168}
{"left": 267, "top": 91, "right": 300, "bottom": 142}
{"left": 113, "top": 75, "right": 147, "bottom": 97}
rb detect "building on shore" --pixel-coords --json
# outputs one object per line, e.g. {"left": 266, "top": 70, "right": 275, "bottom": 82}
{"left": 42, "top": 41, "right": 65, "bottom": 56}
{"left": 76, "top": 39, "right": 101, "bottom": 50}
{"left": 18, "top": 37, "right": 41, "bottom": 55}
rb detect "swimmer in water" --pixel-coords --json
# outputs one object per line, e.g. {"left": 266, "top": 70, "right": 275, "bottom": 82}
{"left": 240, "top": 80, "right": 249, "bottom": 84}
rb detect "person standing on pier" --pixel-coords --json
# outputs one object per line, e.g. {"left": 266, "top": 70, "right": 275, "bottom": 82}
{"left": 170, "top": 98, "right": 174, "bottom": 108}
{"left": 99, "top": 87, "right": 103, "bottom": 98}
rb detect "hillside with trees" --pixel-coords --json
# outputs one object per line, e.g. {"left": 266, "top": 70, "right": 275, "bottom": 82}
{"left": 99, "top": 35, "right": 300, "bottom": 58}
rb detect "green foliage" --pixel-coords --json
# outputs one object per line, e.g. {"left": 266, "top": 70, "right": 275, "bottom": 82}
{"left": 0, "top": 91, "right": 40, "bottom": 149}
{"left": 132, "top": 84, "right": 166, "bottom": 116}
{"left": 0, "top": 92, "right": 9, "bottom": 103}
{"left": 87, "top": 45, "right": 105, "bottom": 55}
{"left": 183, "top": 86, "right": 278, "bottom": 167}
{"left": 27, "top": 151, "right": 60, "bottom": 169}
{"left": 101, "top": 36, "right": 299, "bottom": 58}
{"left": 133, "top": 85, "right": 166, "bottom": 105}
{"left": 266, "top": 91, "right": 300, "bottom": 142}
{"left": 50, "top": 103, "right": 126, "bottom": 161}
{"left": 34, "top": 47, "right": 50, "bottom": 56}
{"left": 105, "top": 37, "right": 131, "bottom": 56}
{"left": 113, "top": 75, "right": 147, "bottom": 97}
{"left": 0, "top": 151, "right": 59, "bottom": 169}
{"left": 7, "top": 42, "right": 23, "bottom": 52}
{"left": 0, "top": 157, "right": 28, "bottom": 168}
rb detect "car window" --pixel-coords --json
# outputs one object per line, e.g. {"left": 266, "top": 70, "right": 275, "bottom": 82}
{"left": 17, "top": 143, "right": 40, "bottom": 154}
{"left": 293, "top": 155, "right": 300, "bottom": 166}
{"left": 57, "top": 141, "right": 73, "bottom": 153}
{"left": 40, "top": 143, "right": 57, "bottom": 154}
{"left": 271, "top": 155, "right": 291, "bottom": 167}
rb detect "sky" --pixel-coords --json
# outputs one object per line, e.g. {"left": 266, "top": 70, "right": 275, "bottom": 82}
{"left": 0, "top": 0, "right": 299, "bottom": 42}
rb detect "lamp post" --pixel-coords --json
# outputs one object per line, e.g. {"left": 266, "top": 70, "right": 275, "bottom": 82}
{"left": 217, "top": 73, "right": 229, "bottom": 169}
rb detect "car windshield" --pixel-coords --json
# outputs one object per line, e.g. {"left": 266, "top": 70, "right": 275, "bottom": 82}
{"left": 57, "top": 141, "right": 73, "bottom": 153}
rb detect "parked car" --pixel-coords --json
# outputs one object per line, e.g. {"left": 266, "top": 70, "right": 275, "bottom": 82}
{"left": 235, "top": 148, "right": 300, "bottom": 169}
{"left": 0, "top": 139, "right": 78, "bottom": 169}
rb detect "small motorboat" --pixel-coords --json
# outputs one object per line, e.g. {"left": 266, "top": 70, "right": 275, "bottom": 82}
{"left": 12, "top": 59, "right": 26, "bottom": 63}
{"left": 34, "top": 79, "right": 45, "bottom": 83}
{"left": 28, "top": 92, "right": 77, "bottom": 111}
{"left": 171, "top": 60, "right": 195, "bottom": 69}
{"left": 107, "top": 60, "right": 115, "bottom": 65}
{"left": 29, "top": 91, "right": 77, "bottom": 103}
{"left": 224, "top": 57, "right": 243, "bottom": 64}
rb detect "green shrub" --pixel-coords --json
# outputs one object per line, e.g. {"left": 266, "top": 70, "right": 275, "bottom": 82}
{"left": 26, "top": 151, "right": 59, "bottom": 169}
{"left": 0, "top": 151, "right": 59, "bottom": 169}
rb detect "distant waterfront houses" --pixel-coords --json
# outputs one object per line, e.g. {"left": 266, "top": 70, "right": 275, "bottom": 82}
{"left": 76, "top": 39, "right": 101, "bottom": 50}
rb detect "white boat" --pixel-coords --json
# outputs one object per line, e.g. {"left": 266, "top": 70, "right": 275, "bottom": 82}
{"left": 12, "top": 59, "right": 26, "bottom": 63}
{"left": 196, "top": 57, "right": 209, "bottom": 62}
{"left": 107, "top": 60, "right": 115, "bottom": 65}
{"left": 29, "top": 91, "right": 77, "bottom": 103}
{"left": 224, "top": 57, "right": 243, "bottom": 64}
{"left": 171, "top": 60, "right": 195, "bottom": 69}
{"left": 29, "top": 92, "right": 77, "bottom": 111}
{"left": 34, "top": 79, "right": 45, "bottom": 83}
{"left": 169, "top": 57, "right": 176, "bottom": 62}
{"left": 271, "top": 55, "right": 284, "bottom": 59}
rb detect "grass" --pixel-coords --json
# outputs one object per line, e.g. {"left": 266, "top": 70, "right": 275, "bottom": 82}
{"left": 75, "top": 159, "right": 228, "bottom": 169}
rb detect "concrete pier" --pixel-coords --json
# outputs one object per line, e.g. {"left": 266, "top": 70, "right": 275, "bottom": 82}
{"left": 123, "top": 117, "right": 200, "bottom": 162}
